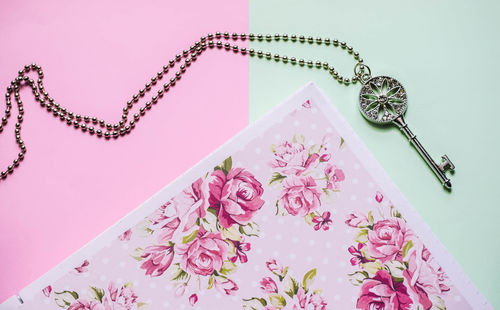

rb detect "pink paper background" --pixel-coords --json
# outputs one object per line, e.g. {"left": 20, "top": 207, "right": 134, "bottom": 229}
{"left": 0, "top": 0, "right": 248, "bottom": 302}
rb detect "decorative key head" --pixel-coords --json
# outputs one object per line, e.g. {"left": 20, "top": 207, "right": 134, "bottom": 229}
{"left": 359, "top": 76, "right": 408, "bottom": 125}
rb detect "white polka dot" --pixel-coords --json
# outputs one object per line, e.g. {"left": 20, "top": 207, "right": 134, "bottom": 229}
{"left": 231, "top": 296, "right": 238, "bottom": 302}
{"left": 339, "top": 261, "right": 346, "bottom": 268}
{"left": 163, "top": 301, "right": 170, "bottom": 307}
{"left": 122, "top": 243, "right": 129, "bottom": 250}
{"left": 294, "top": 120, "right": 300, "bottom": 127}
{"left": 215, "top": 293, "right": 222, "bottom": 299}
{"left": 180, "top": 304, "right": 186, "bottom": 309}
{"left": 350, "top": 195, "right": 357, "bottom": 201}
{"left": 311, "top": 108, "right": 318, "bottom": 114}
{"left": 119, "top": 261, "right": 126, "bottom": 268}
{"left": 275, "top": 234, "right": 282, "bottom": 240}
{"left": 368, "top": 182, "right": 374, "bottom": 188}
{"left": 326, "top": 242, "right": 332, "bottom": 248}
{"left": 102, "top": 258, "right": 109, "bottom": 264}
{"left": 253, "top": 165, "right": 261, "bottom": 170}
{"left": 252, "top": 281, "right": 259, "bottom": 287}
{"left": 338, "top": 160, "right": 345, "bottom": 166}
{"left": 322, "top": 258, "right": 329, "bottom": 264}
{"left": 256, "top": 248, "right": 263, "bottom": 254}
{"left": 454, "top": 295, "right": 462, "bottom": 302}
{"left": 272, "top": 251, "right": 280, "bottom": 257}
{"left": 337, "top": 277, "right": 344, "bottom": 283}
{"left": 311, "top": 123, "right": 317, "bottom": 130}
{"left": 320, "top": 275, "right": 327, "bottom": 282}
{"left": 352, "top": 178, "right": 359, "bottom": 184}
{"left": 289, "top": 253, "right": 297, "bottom": 260}
{"left": 306, "top": 256, "right": 313, "bottom": 263}
{"left": 261, "top": 215, "right": 269, "bottom": 222}
{"left": 255, "top": 148, "right": 262, "bottom": 154}
{"left": 199, "top": 290, "right": 206, "bottom": 296}
{"left": 117, "top": 278, "right": 123, "bottom": 284}
{"left": 100, "top": 275, "right": 106, "bottom": 282}
{"left": 294, "top": 220, "right": 301, "bottom": 227}
{"left": 43, "top": 298, "right": 51, "bottom": 304}
{"left": 308, "top": 239, "right": 316, "bottom": 246}
{"left": 165, "top": 285, "right": 173, "bottom": 291}
{"left": 334, "top": 294, "right": 341, "bottom": 301}
{"left": 235, "top": 161, "right": 243, "bottom": 167}
{"left": 354, "top": 163, "right": 360, "bottom": 170}
{"left": 292, "top": 237, "right": 300, "bottom": 244}
{"left": 149, "top": 282, "right": 157, "bottom": 288}
{"left": 274, "top": 134, "right": 281, "bottom": 140}
{"left": 326, "top": 127, "right": 333, "bottom": 133}
{"left": 278, "top": 218, "right": 285, "bottom": 224}
{"left": 253, "top": 265, "right": 261, "bottom": 271}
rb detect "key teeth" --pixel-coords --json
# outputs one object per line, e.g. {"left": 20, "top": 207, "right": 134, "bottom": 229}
{"left": 439, "top": 154, "right": 455, "bottom": 172}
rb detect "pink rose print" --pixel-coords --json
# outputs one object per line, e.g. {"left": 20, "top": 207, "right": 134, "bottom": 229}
{"left": 260, "top": 277, "right": 278, "bottom": 294}
{"left": 140, "top": 245, "right": 174, "bottom": 277}
{"left": 324, "top": 164, "right": 345, "bottom": 191}
{"left": 131, "top": 157, "right": 263, "bottom": 304}
{"left": 177, "top": 231, "right": 228, "bottom": 276}
{"left": 279, "top": 175, "right": 321, "bottom": 216}
{"left": 74, "top": 260, "right": 89, "bottom": 273}
{"left": 271, "top": 141, "right": 319, "bottom": 176}
{"left": 266, "top": 259, "right": 286, "bottom": 278}
{"left": 269, "top": 132, "right": 344, "bottom": 231}
{"left": 312, "top": 211, "right": 332, "bottom": 231}
{"left": 52, "top": 281, "right": 144, "bottom": 309}
{"left": 345, "top": 212, "right": 369, "bottom": 228}
{"left": 67, "top": 300, "right": 100, "bottom": 310}
{"left": 347, "top": 193, "right": 451, "bottom": 309}
{"left": 367, "top": 218, "right": 409, "bottom": 263}
{"left": 302, "top": 99, "right": 312, "bottom": 108}
{"left": 118, "top": 228, "right": 132, "bottom": 241}
{"left": 42, "top": 285, "right": 52, "bottom": 297}
{"left": 208, "top": 168, "right": 265, "bottom": 228}
{"left": 215, "top": 278, "right": 239, "bottom": 296}
{"left": 357, "top": 270, "right": 412, "bottom": 310}
{"left": 229, "top": 238, "right": 251, "bottom": 263}
{"left": 243, "top": 260, "right": 328, "bottom": 310}
{"left": 103, "top": 281, "right": 138, "bottom": 309}
{"left": 189, "top": 293, "right": 198, "bottom": 306}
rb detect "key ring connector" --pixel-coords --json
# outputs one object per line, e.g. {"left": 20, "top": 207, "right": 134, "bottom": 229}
{"left": 354, "top": 63, "right": 371, "bottom": 84}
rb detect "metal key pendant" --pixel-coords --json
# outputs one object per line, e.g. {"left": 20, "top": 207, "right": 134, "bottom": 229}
{"left": 357, "top": 75, "right": 455, "bottom": 190}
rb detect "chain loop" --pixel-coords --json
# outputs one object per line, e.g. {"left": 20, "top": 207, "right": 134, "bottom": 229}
{"left": 0, "top": 32, "right": 366, "bottom": 181}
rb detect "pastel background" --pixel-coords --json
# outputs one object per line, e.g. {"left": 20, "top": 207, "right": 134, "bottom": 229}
{"left": 249, "top": 0, "right": 500, "bottom": 308}
{"left": 1, "top": 0, "right": 499, "bottom": 308}
{"left": 0, "top": 0, "right": 248, "bottom": 303}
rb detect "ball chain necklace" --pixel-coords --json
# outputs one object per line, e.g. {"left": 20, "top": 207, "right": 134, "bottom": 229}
{"left": 0, "top": 32, "right": 455, "bottom": 189}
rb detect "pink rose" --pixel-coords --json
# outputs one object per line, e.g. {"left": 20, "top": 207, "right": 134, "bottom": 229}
{"left": 42, "top": 285, "right": 52, "bottom": 297}
{"left": 271, "top": 141, "right": 319, "bottom": 176}
{"left": 229, "top": 238, "right": 251, "bottom": 264}
{"left": 375, "top": 191, "right": 384, "bottom": 203}
{"left": 102, "top": 281, "right": 138, "bottom": 309}
{"left": 309, "top": 293, "right": 328, "bottom": 310}
{"left": 177, "top": 231, "right": 228, "bottom": 276}
{"left": 215, "top": 278, "right": 239, "bottom": 295}
{"left": 367, "top": 218, "right": 410, "bottom": 262}
{"left": 357, "top": 270, "right": 412, "bottom": 310}
{"left": 297, "top": 287, "right": 307, "bottom": 308}
{"left": 174, "top": 283, "right": 187, "bottom": 297}
{"left": 266, "top": 259, "right": 287, "bottom": 278}
{"left": 150, "top": 178, "right": 209, "bottom": 243}
{"left": 189, "top": 294, "right": 198, "bottom": 306}
{"left": 345, "top": 213, "right": 369, "bottom": 228}
{"left": 140, "top": 245, "right": 174, "bottom": 277}
{"left": 279, "top": 175, "right": 321, "bottom": 216}
{"left": 118, "top": 229, "right": 132, "bottom": 241}
{"left": 324, "top": 164, "right": 345, "bottom": 190}
{"left": 403, "top": 244, "right": 450, "bottom": 309}
{"left": 68, "top": 300, "right": 102, "bottom": 310}
{"left": 208, "top": 168, "right": 264, "bottom": 228}
{"left": 74, "top": 260, "right": 89, "bottom": 273}
{"left": 260, "top": 277, "right": 278, "bottom": 294}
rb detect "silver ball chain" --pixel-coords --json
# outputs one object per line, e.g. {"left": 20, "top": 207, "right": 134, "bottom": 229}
{"left": 0, "top": 32, "right": 366, "bottom": 181}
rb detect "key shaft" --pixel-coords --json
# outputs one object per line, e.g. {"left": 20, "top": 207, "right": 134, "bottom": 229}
{"left": 393, "top": 116, "right": 452, "bottom": 190}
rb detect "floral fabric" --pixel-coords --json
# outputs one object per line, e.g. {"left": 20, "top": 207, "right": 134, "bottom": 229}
{"left": 9, "top": 85, "right": 476, "bottom": 310}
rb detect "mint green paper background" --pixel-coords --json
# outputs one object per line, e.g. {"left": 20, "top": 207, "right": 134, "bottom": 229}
{"left": 250, "top": 0, "right": 500, "bottom": 307}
